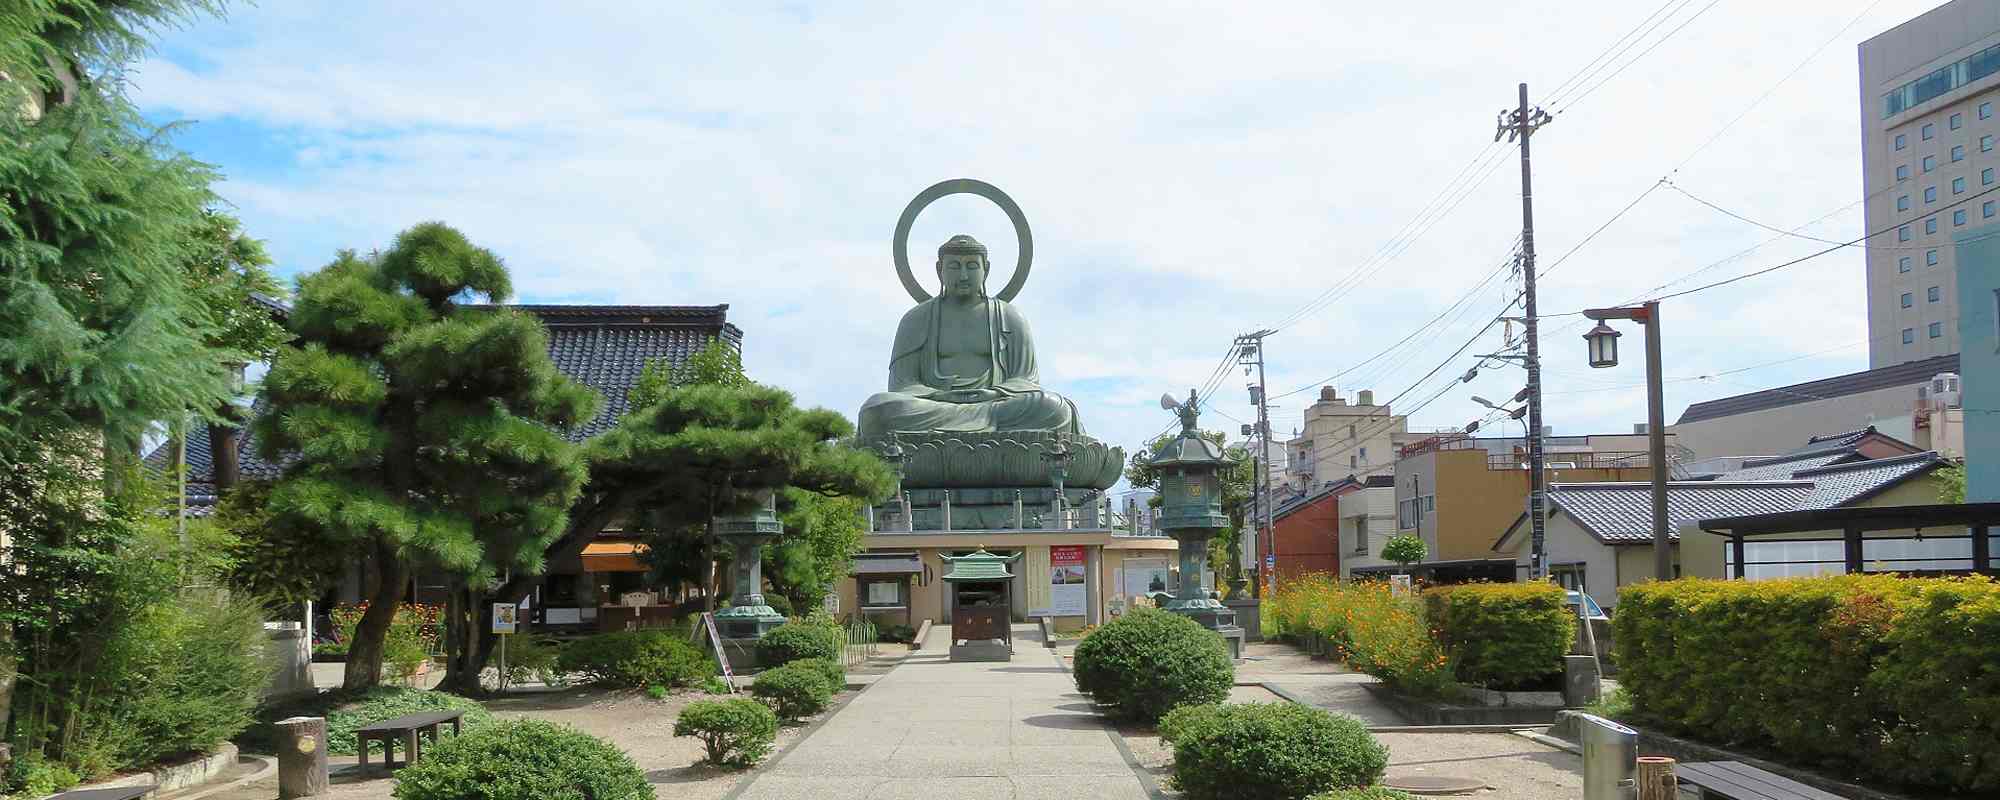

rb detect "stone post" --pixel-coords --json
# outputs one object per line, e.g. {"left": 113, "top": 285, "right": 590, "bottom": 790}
{"left": 276, "top": 716, "right": 330, "bottom": 799}
{"left": 713, "top": 490, "right": 786, "bottom": 640}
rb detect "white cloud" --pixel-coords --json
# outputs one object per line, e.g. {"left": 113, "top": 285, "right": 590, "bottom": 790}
{"left": 132, "top": 0, "right": 1947, "bottom": 461}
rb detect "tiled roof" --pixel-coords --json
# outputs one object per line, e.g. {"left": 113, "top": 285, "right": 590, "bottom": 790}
{"left": 1675, "top": 354, "right": 1957, "bottom": 424}
{"left": 144, "top": 304, "right": 736, "bottom": 484}
{"left": 1799, "top": 427, "right": 1874, "bottom": 450}
{"left": 1795, "top": 452, "right": 1947, "bottom": 509}
{"left": 1547, "top": 481, "right": 1814, "bottom": 543}
{"left": 1720, "top": 448, "right": 1866, "bottom": 481}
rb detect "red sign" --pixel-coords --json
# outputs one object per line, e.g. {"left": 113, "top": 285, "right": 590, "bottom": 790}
{"left": 1050, "top": 545, "right": 1086, "bottom": 567}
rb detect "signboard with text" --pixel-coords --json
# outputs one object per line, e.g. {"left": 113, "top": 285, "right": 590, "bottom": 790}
{"left": 490, "top": 603, "right": 518, "bottom": 635}
{"left": 1048, "top": 545, "right": 1087, "bottom": 616}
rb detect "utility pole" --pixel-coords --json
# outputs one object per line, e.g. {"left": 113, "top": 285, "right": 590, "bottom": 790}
{"left": 1235, "top": 331, "right": 1274, "bottom": 597}
{"left": 1497, "top": 82, "right": 1553, "bottom": 581}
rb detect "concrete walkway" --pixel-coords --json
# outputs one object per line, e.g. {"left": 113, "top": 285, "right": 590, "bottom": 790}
{"left": 729, "top": 625, "right": 1150, "bottom": 800}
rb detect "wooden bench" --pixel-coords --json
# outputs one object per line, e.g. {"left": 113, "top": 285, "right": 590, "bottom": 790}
{"left": 1676, "top": 760, "right": 1848, "bottom": 800}
{"left": 47, "top": 786, "right": 155, "bottom": 800}
{"left": 355, "top": 710, "right": 465, "bottom": 770}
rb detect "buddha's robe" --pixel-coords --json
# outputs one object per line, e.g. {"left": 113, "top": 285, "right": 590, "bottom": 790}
{"left": 857, "top": 297, "right": 1078, "bottom": 441}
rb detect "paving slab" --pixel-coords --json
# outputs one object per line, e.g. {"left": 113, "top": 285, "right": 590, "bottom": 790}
{"left": 729, "top": 625, "right": 1150, "bottom": 800}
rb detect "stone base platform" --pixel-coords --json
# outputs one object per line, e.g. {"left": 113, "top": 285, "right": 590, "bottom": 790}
{"left": 949, "top": 639, "right": 1012, "bottom": 662}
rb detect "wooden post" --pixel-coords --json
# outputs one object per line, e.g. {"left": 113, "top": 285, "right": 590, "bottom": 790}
{"left": 276, "top": 716, "right": 330, "bottom": 798}
{"left": 1636, "top": 756, "right": 1678, "bottom": 800}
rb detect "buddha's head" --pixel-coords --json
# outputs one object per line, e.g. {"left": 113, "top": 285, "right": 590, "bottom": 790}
{"left": 937, "top": 235, "right": 989, "bottom": 300}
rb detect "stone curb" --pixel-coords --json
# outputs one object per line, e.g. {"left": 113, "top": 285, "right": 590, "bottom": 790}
{"left": 1048, "top": 643, "right": 1171, "bottom": 800}
{"left": 158, "top": 755, "right": 276, "bottom": 800}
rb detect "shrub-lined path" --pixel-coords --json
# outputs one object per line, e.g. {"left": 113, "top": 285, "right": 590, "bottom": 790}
{"left": 726, "top": 624, "right": 1151, "bottom": 800}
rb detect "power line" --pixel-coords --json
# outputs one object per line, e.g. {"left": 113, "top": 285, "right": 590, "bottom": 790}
{"left": 1543, "top": 0, "right": 1696, "bottom": 104}
{"left": 1552, "top": 0, "right": 1726, "bottom": 114}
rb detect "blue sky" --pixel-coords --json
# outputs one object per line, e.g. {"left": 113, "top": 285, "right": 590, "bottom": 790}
{"left": 130, "top": 1, "right": 1947, "bottom": 463}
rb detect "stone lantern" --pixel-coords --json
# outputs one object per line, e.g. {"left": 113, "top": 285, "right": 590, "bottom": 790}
{"left": 713, "top": 488, "right": 788, "bottom": 640}
{"left": 1149, "top": 389, "right": 1244, "bottom": 658}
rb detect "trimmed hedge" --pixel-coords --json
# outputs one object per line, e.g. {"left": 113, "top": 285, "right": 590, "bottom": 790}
{"left": 1072, "top": 608, "right": 1233, "bottom": 722}
{"left": 755, "top": 621, "right": 843, "bottom": 667}
{"left": 391, "top": 719, "right": 649, "bottom": 800}
{"left": 1615, "top": 575, "right": 2000, "bottom": 794}
{"left": 1308, "top": 790, "right": 1416, "bottom": 800}
{"left": 1159, "top": 702, "right": 1388, "bottom": 800}
{"left": 1421, "top": 582, "right": 1573, "bottom": 688}
{"left": 674, "top": 698, "right": 779, "bottom": 767}
{"left": 749, "top": 662, "right": 834, "bottom": 721}
{"left": 793, "top": 656, "right": 846, "bottom": 690}
{"left": 557, "top": 629, "right": 716, "bottom": 689}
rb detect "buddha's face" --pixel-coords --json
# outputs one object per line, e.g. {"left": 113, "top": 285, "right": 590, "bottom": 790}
{"left": 938, "top": 251, "right": 989, "bottom": 299}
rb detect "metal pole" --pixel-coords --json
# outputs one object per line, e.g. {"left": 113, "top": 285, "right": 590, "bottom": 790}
{"left": 1236, "top": 331, "right": 1275, "bottom": 596}
{"left": 1644, "top": 300, "right": 1671, "bottom": 581}
{"left": 1510, "top": 81, "right": 1552, "bottom": 581}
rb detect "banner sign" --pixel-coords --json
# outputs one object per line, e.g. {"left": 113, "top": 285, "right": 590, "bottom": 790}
{"left": 490, "top": 603, "right": 518, "bottom": 635}
{"left": 1048, "top": 545, "right": 1087, "bottom": 616}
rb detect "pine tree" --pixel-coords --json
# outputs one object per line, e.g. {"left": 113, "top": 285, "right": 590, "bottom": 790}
{"left": 255, "top": 223, "right": 598, "bottom": 690}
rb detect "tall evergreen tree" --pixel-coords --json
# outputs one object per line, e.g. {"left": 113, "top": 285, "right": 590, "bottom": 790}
{"left": 255, "top": 223, "right": 598, "bottom": 690}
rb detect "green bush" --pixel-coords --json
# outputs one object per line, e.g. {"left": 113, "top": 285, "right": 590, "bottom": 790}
{"left": 755, "top": 621, "right": 842, "bottom": 667}
{"left": 750, "top": 662, "right": 834, "bottom": 721}
{"left": 877, "top": 624, "right": 917, "bottom": 643}
{"left": 700, "top": 676, "right": 732, "bottom": 695}
{"left": 1308, "top": 789, "right": 1416, "bottom": 800}
{"left": 502, "top": 636, "right": 569, "bottom": 688}
{"left": 1268, "top": 576, "right": 1452, "bottom": 698}
{"left": 323, "top": 687, "right": 494, "bottom": 756}
{"left": 793, "top": 656, "right": 846, "bottom": 690}
{"left": 557, "top": 629, "right": 715, "bottom": 689}
{"left": 1161, "top": 702, "right": 1389, "bottom": 800}
{"left": 1422, "top": 582, "right": 1573, "bottom": 688}
{"left": 674, "top": 698, "right": 779, "bottom": 768}
{"left": 391, "top": 719, "right": 649, "bottom": 800}
{"left": 1615, "top": 575, "right": 2000, "bottom": 794}
{"left": 1072, "top": 608, "right": 1233, "bottom": 722}
{"left": 3, "top": 752, "right": 80, "bottom": 799}
{"left": 761, "top": 593, "right": 794, "bottom": 618}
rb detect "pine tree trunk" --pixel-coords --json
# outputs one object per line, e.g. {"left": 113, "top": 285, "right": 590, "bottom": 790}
{"left": 441, "top": 583, "right": 489, "bottom": 695}
{"left": 342, "top": 551, "right": 407, "bottom": 690}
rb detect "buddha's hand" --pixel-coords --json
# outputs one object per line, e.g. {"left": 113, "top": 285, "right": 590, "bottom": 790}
{"left": 938, "top": 388, "right": 1002, "bottom": 403}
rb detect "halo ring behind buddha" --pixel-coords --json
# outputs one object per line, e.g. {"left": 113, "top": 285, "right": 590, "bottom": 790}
{"left": 892, "top": 178, "right": 1033, "bottom": 304}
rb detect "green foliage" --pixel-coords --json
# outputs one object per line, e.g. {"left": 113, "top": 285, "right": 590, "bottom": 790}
{"left": 1160, "top": 702, "right": 1389, "bottom": 800}
{"left": 1936, "top": 463, "right": 1967, "bottom": 503}
{"left": 674, "top": 698, "right": 778, "bottom": 768}
{"left": 1379, "top": 534, "right": 1425, "bottom": 567}
{"left": 756, "top": 621, "right": 844, "bottom": 667}
{"left": 321, "top": 687, "right": 493, "bottom": 757}
{"left": 645, "top": 685, "right": 669, "bottom": 701}
{"left": 749, "top": 663, "right": 834, "bottom": 721}
{"left": 701, "top": 676, "right": 732, "bottom": 695}
{"left": 2, "top": 752, "right": 79, "bottom": 799}
{"left": 556, "top": 630, "right": 716, "bottom": 689}
{"left": 1268, "top": 576, "right": 1452, "bottom": 698}
{"left": 1307, "top": 789, "right": 1417, "bottom": 800}
{"left": 390, "top": 719, "right": 650, "bottom": 800}
{"left": 1072, "top": 608, "right": 1233, "bottom": 722}
{"left": 253, "top": 224, "right": 599, "bottom": 688}
{"left": 792, "top": 656, "right": 846, "bottom": 690}
{"left": 760, "top": 592, "right": 794, "bottom": 618}
{"left": 876, "top": 624, "right": 917, "bottom": 644}
{"left": 1126, "top": 429, "right": 1256, "bottom": 572}
{"left": 215, "top": 480, "right": 346, "bottom": 607}
{"left": 1615, "top": 575, "right": 2000, "bottom": 793}
{"left": 629, "top": 338, "right": 747, "bottom": 410}
{"left": 1582, "top": 685, "right": 1631, "bottom": 721}
{"left": 1421, "top": 583, "right": 1573, "bottom": 688}
{"left": 181, "top": 208, "right": 289, "bottom": 362}
{"left": 501, "top": 636, "right": 568, "bottom": 689}
{"left": 765, "top": 491, "right": 869, "bottom": 613}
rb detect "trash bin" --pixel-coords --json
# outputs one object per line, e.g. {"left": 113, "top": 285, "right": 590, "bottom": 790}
{"left": 1576, "top": 712, "right": 1637, "bottom": 800}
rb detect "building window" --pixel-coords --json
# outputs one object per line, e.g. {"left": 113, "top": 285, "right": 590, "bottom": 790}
{"left": 1902, "top": 292, "right": 1914, "bottom": 308}
{"left": 1903, "top": 328, "right": 1916, "bottom": 344}
{"left": 1927, "top": 249, "right": 1940, "bottom": 266}
{"left": 1930, "top": 321, "right": 1944, "bottom": 339}
{"left": 1900, "top": 225, "right": 1912, "bottom": 242}
{"left": 1954, "top": 177, "right": 1967, "bottom": 194}
{"left": 1926, "top": 217, "right": 1939, "bottom": 234}
{"left": 1551, "top": 564, "right": 1586, "bottom": 592}
{"left": 1349, "top": 454, "right": 1357, "bottom": 469}
{"left": 1347, "top": 424, "right": 1355, "bottom": 439}
{"left": 1724, "top": 540, "right": 1843, "bottom": 580}
{"left": 1951, "top": 112, "right": 1964, "bottom": 130}
{"left": 1898, "top": 194, "right": 1911, "bottom": 211}
{"left": 1899, "top": 256, "right": 1912, "bottom": 272}
{"left": 1895, "top": 133, "right": 1908, "bottom": 150}
{"left": 1953, "top": 144, "right": 1965, "bottom": 162}
{"left": 1985, "top": 200, "right": 1995, "bottom": 218}
{"left": 1929, "top": 286, "right": 1941, "bottom": 303}
{"left": 1986, "top": 102, "right": 1996, "bottom": 120}
{"left": 1353, "top": 516, "right": 1369, "bottom": 554}
{"left": 1985, "top": 135, "right": 1995, "bottom": 152}
{"left": 1898, "top": 164, "right": 1911, "bottom": 181}
{"left": 1924, "top": 155, "right": 1937, "bottom": 172}
{"left": 1925, "top": 186, "right": 1938, "bottom": 203}
{"left": 1987, "top": 167, "right": 1996, "bottom": 185}
{"left": 858, "top": 578, "right": 907, "bottom": 609}
{"left": 1923, "top": 122, "right": 1935, "bottom": 140}
{"left": 1955, "top": 209, "right": 1968, "bottom": 226}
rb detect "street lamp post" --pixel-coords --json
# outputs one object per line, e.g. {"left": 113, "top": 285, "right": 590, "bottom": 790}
{"left": 1581, "top": 300, "right": 1672, "bottom": 581}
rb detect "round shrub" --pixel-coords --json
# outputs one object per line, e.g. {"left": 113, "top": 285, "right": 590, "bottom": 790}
{"left": 557, "top": 629, "right": 716, "bottom": 689}
{"left": 749, "top": 662, "right": 834, "bottom": 720}
{"left": 1309, "top": 789, "right": 1416, "bottom": 800}
{"left": 755, "top": 621, "right": 842, "bottom": 667}
{"left": 674, "top": 698, "right": 779, "bottom": 768}
{"left": 1072, "top": 608, "right": 1232, "bottom": 722}
{"left": 391, "top": 719, "right": 650, "bottom": 800}
{"left": 325, "top": 687, "right": 493, "bottom": 756}
{"left": 761, "top": 593, "right": 794, "bottom": 618}
{"left": 1422, "top": 582, "right": 1573, "bottom": 689}
{"left": 793, "top": 656, "right": 846, "bottom": 690}
{"left": 1162, "top": 702, "right": 1389, "bottom": 800}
